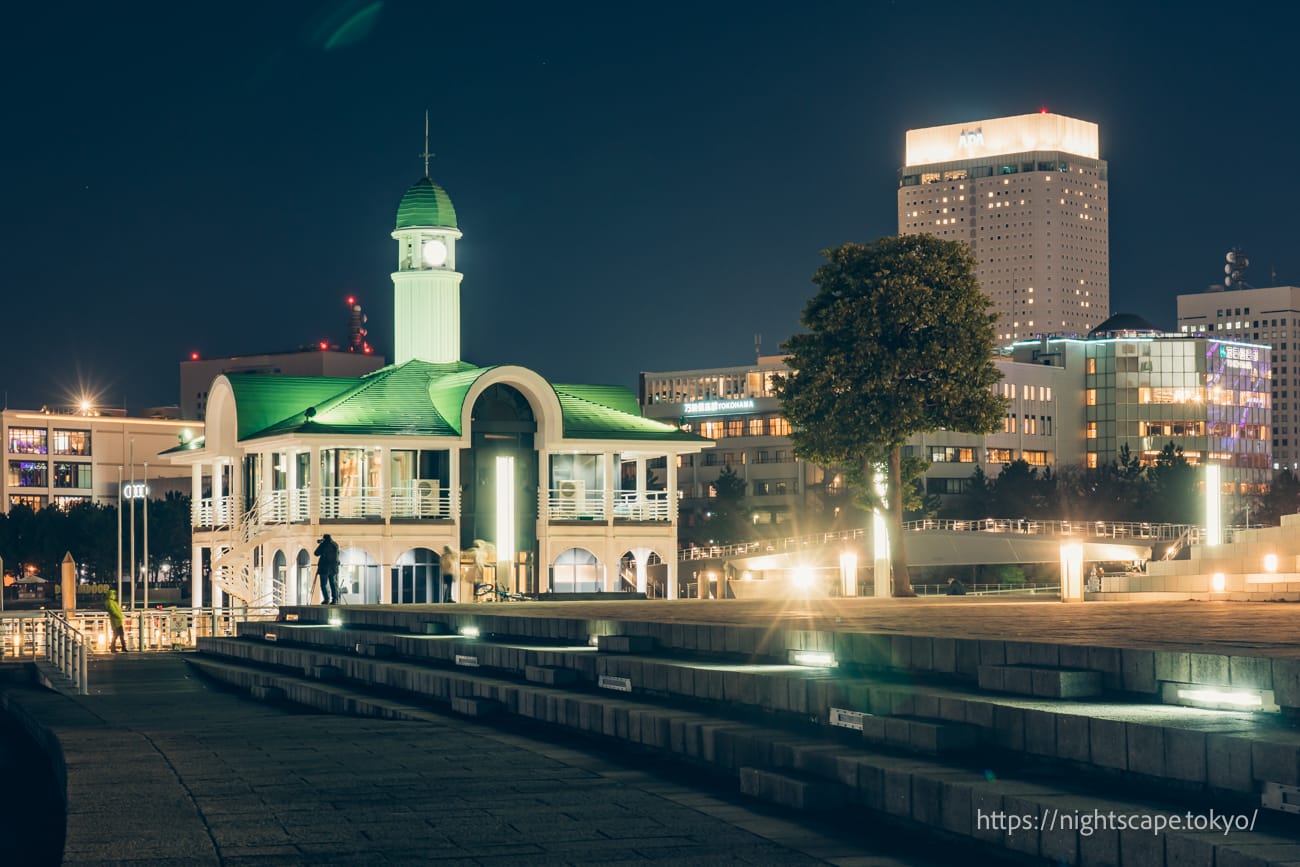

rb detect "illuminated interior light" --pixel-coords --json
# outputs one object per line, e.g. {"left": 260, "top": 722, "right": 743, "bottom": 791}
{"left": 788, "top": 650, "right": 837, "bottom": 668}
{"left": 1211, "top": 573, "right": 1226, "bottom": 593}
{"left": 1177, "top": 688, "right": 1263, "bottom": 709}
{"left": 496, "top": 455, "right": 515, "bottom": 563}
{"left": 459, "top": 626, "right": 480, "bottom": 639}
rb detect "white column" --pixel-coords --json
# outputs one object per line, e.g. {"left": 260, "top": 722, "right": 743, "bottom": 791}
{"left": 636, "top": 554, "right": 647, "bottom": 594}
{"left": 536, "top": 448, "right": 549, "bottom": 522}
{"left": 666, "top": 458, "right": 679, "bottom": 524}
{"left": 213, "top": 461, "right": 226, "bottom": 525}
{"left": 378, "top": 447, "right": 390, "bottom": 522}
{"left": 667, "top": 558, "right": 678, "bottom": 600}
{"left": 449, "top": 447, "right": 461, "bottom": 522}
{"left": 191, "top": 544, "right": 204, "bottom": 611}
{"left": 191, "top": 464, "right": 202, "bottom": 524}
{"left": 603, "top": 452, "right": 615, "bottom": 522}
{"left": 287, "top": 450, "right": 300, "bottom": 522}
{"left": 309, "top": 446, "right": 321, "bottom": 523}
{"left": 635, "top": 457, "right": 647, "bottom": 518}
{"left": 259, "top": 450, "right": 272, "bottom": 515}
{"left": 379, "top": 541, "right": 392, "bottom": 604}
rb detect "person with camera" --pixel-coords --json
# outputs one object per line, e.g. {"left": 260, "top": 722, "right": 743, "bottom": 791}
{"left": 314, "top": 534, "right": 341, "bottom": 604}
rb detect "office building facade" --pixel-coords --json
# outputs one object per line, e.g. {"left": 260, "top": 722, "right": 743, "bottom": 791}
{"left": 1178, "top": 285, "right": 1300, "bottom": 471}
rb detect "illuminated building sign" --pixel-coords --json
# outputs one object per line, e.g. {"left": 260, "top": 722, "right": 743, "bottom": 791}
{"left": 682, "top": 399, "right": 755, "bottom": 416}
{"left": 905, "top": 112, "right": 1100, "bottom": 166}
{"left": 1220, "top": 344, "right": 1261, "bottom": 369}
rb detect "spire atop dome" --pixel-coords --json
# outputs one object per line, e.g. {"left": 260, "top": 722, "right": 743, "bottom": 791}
{"left": 419, "top": 110, "right": 433, "bottom": 178}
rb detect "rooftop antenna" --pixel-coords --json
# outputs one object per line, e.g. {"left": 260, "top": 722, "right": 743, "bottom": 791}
{"left": 1225, "top": 247, "right": 1251, "bottom": 291}
{"left": 418, "top": 110, "right": 434, "bottom": 177}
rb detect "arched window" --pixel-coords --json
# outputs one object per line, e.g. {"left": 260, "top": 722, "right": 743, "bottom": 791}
{"left": 551, "top": 548, "right": 601, "bottom": 593}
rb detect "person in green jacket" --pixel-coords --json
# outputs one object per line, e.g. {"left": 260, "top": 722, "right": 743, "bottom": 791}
{"left": 106, "top": 589, "right": 127, "bottom": 652}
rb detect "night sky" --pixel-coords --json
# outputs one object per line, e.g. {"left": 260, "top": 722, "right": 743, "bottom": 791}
{"left": 4, "top": 1, "right": 1298, "bottom": 413}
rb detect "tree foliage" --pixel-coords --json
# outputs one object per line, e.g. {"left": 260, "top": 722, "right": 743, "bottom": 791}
{"left": 777, "top": 236, "right": 1007, "bottom": 594}
{"left": 0, "top": 497, "right": 192, "bottom": 589}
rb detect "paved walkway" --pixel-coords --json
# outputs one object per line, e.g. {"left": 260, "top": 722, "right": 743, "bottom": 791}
{"left": 0, "top": 654, "right": 954, "bottom": 866}
{"left": 378, "top": 597, "right": 1300, "bottom": 657}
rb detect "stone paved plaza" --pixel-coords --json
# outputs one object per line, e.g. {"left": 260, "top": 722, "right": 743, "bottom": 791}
{"left": 1, "top": 653, "right": 948, "bottom": 866}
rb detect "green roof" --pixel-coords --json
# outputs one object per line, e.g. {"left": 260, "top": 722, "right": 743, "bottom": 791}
{"left": 395, "top": 177, "right": 458, "bottom": 229}
{"left": 552, "top": 384, "right": 701, "bottom": 441}
{"left": 216, "top": 362, "right": 703, "bottom": 446}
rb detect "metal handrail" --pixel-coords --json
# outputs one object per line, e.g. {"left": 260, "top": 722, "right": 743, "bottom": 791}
{"left": 0, "top": 607, "right": 280, "bottom": 666}
{"left": 43, "top": 612, "right": 89, "bottom": 695}
{"left": 679, "top": 519, "right": 1203, "bottom": 561}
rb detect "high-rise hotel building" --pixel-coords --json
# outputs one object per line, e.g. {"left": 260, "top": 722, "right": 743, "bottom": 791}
{"left": 898, "top": 112, "right": 1109, "bottom": 343}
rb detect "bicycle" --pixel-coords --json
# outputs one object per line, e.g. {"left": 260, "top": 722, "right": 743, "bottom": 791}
{"left": 473, "top": 582, "right": 530, "bottom": 602}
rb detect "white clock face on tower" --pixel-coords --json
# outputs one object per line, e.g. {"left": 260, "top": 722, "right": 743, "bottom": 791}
{"left": 422, "top": 239, "right": 448, "bottom": 267}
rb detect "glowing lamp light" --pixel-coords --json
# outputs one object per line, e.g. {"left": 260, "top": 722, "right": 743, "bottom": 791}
{"left": 1264, "top": 554, "right": 1279, "bottom": 573}
{"left": 347, "top": 295, "right": 356, "bottom": 305}
{"left": 459, "top": 626, "right": 480, "bottom": 639}
{"left": 79, "top": 399, "right": 92, "bottom": 413}
{"left": 1211, "top": 572, "right": 1226, "bottom": 593}
{"left": 319, "top": 341, "right": 329, "bottom": 350}
{"left": 190, "top": 351, "right": 200, "bottom": 361}
{"left": 741, "top": 571, "right": 753, "bottom": 582}
{"left": 788, "top": 650, "right": 837, "bottom": 668}
{"left": 792, "top": 566, "right": 815, "bottom": 589}
{"left": 328, "top": 615, "right": 342, "bottom": 627}
{"left": 1177, "top": 687, "right": 1264, "bottom": 709}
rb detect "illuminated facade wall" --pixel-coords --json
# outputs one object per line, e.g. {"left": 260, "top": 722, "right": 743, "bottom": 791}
{"left": 1177, "top": 285, "right": 1300, "bottom": 471}
{"left": 1011, "top": 336, "right": 1272, "bottom": 497}
{"left": 1, "top": 409, "right": 196, "bottom": 513}
{"left": 898, "top": 113, "right": 1109, "bottom": 344}
{"left": 640, "top": 357, "right": 827, "bottom": 529}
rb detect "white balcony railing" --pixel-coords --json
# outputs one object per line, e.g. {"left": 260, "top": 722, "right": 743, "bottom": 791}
{"left": 196, "top": 495, "right": 234, "bottom": 527}
{"left": 614, "top": 490, "right": 673, "bottom": 521}
{"left": 390, "top": 487, "right": 453, "bottom": 519}
{"left": 319, "top": 487, "right": 383, "bottom": 520}
{"left": 547, "top": 487, "right": 607, "bottom": 521}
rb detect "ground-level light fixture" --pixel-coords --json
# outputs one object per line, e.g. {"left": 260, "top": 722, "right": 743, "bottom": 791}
{"left": 1211, "top": 572, "right": 1226, "bottom": 593}
{"left": 328, "top": 614, "right": 342, "bottom": 627}
{"left": 787, "top": 649, "right": 837, "bottom": 668}
{"left": 791, "top": 566, "right": 815, "bottom": 589}
{"left": 1264, "top": 554, "right": 1279, "bottom": 573}
{"left": 459, "top": 625, "right": 481, "bottom": 639}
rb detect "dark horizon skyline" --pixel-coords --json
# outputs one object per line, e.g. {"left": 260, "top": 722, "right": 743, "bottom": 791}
{"left": 4, "top": 1, "right": 1299, "bottom": 413}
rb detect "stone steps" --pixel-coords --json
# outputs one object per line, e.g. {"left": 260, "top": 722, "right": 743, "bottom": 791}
{"left": 189, "top": 648, "right": 1300, "bottom": 866}
{"left": 230, "top": 621, "right": 1300, "bottom": 804}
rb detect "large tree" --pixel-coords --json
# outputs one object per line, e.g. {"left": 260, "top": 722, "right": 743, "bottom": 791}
{"left": 777, "top": 236, "right": 1006, "bottom": 595}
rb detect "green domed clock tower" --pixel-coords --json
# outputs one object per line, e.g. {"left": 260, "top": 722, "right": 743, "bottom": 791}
{"left": 392, "top": 172, "right": 463, "bottom": 364}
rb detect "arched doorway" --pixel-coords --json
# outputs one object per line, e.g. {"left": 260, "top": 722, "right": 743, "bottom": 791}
{"left": 339, "top": 547, "right": 381, "bottom": 604}
{"left": 619, "top": 549, "right": 664, "bottom": 597}
{"left": 551, "top": 547, "right": 602, "bottom": 593}
{"left": 295, "top": 549, "right": 312, "bottom": 604}
{"left": 271, "top": 550, "right": 287, "bottom": 606}
{"left": 463, "top": 384, "right": 539, "bottom": 593}
{"left": 392, "top": 547, "right": 440, "bottom": 603}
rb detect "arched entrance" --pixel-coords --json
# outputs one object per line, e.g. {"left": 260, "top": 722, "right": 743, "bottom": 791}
{"left": 295, "top": 549, "right": 312, "bottom": 604}
{"left": 463, "top": 384, "right": 539, "bottom": 593}
{"left": 339, "top": 547, "right": 381, "bottom": 604}
{"left": 619, "top": 549, "right": 664, "bottom": 597}
{"left": 271, "top": 550, "right": 287, "bottom": 606}
{"left": 392, "top": 547, "right": 440, "bottom": 604}
{"left": 552, "top": 547, "right": 602, "bottom": 593}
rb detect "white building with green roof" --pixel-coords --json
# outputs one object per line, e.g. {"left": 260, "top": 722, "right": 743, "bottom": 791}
{"left": 168, "top": 170, "right": 708, "bottom": 607}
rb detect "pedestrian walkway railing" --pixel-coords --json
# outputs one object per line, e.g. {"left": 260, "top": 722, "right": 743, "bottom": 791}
{"left": 680, "top": 519, "right": 1202, "bottom": 561}
{"left": 0, "top": 607, "right": 280, "bottom": 663}
{"left": 44, "top": 612, "right": 89, "bottom": 695}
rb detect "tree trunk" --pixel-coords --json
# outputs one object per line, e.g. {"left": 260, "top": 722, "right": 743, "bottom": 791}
{"left": 888, "top": 443, "right": 916, "bottom": 596}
